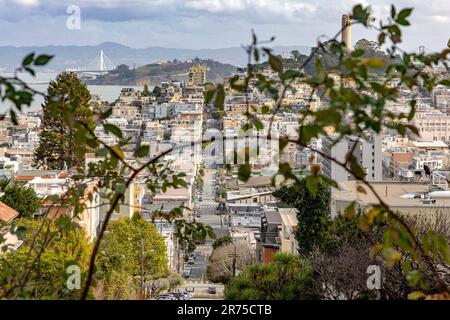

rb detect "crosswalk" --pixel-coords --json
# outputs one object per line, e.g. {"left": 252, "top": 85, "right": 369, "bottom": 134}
{"left": 195, "top": 245, "right": 213, "bottom": 256}
{"left": 184, "top": 279, "right": 212, "bottom": 285}
{"left": 197, "top": 201, "right": 218, "bottom": 208}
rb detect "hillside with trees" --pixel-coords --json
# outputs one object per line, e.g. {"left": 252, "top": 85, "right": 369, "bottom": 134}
{"left": 87, "top": 58, "right": 237, "bottom": 86}
{"left": 255, "top": 38, "right": 394, "bottom": 76}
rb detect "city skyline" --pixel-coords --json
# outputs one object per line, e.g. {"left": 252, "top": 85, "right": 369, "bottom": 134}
{"left": 1, "top": 0, "right": 449, "bottom": 52}
{"left": 1, "top": 0, "right": 449, "bottom": 304}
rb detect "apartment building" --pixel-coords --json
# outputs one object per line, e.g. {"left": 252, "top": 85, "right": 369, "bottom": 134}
{"left": 412, "top": 107, "right": 450, "bottom": 142}
{"left": 188, "top": 64, "right": 206, "bottom": 86}
{"left": 321, "top": 133, "right": 382, "bottom": 184}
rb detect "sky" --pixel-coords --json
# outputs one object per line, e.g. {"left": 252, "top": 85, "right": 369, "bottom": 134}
{"left": 0, "top": 0, "right": 449, "bottom": 51}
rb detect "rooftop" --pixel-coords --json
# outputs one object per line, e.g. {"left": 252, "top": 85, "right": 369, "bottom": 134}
{"left": 153, "top": 187, "right": 189, "bottom": 201}
{"left": 332, "top": 181, "right": 443, "bottom": 207}
{"left": 264, "top": 209, "right": 282, "bottom": 225}
{"left": 412, "top": 141, "right": 448, "bottom": 148}
{"left": 279, "top": 208, "right": 298, "bottom": 227}
{"left": 0, "top": 201, "right": 19, "bottom": 224}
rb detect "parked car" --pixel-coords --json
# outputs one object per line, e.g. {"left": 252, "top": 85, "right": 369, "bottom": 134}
{"left": 168, "top": 292, "right": 186, "bottom": 300}
{"left": 183, "top": 268, "right": 191, "bottom": 278}
{"left": 174, "top": 291, "right": 192, "bottom": 300}
{"left": 187, "top": 258, "right": 195, "bottom": 265}
{"left": 182, "top": 291, "right": 194, "bottom": 300}
{"left": 155, "top": 294, "right": 177, "bottom": 300}
{"left": 207, "top": 286, "right": 217, "bottom": 294}
{"left": 189, "top": 252, "right": 196, "bottom": 260}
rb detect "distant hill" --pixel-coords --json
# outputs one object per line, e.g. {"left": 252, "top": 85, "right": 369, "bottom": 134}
{"left": 86, "top": 58, "right": 237, "bottom": 85}
{"left": 256, "top": 39, "right": 394, "bottom": 76}
{"left": 0, "top": 42, "right": 311, "bottom": 71}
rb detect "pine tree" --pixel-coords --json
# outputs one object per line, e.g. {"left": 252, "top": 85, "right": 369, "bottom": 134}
{"left": 142, "top": 83, "right": 150, "bottom": 97}
{"left": 33, "top": 72, "right": 94, "bottom": 170}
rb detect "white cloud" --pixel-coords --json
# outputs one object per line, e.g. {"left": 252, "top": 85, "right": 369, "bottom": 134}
{"left": 0, "top": 0, "right": 448, "bottom": 51}
{"left": 14, "top": 0, "right": 39, "bottom": 6}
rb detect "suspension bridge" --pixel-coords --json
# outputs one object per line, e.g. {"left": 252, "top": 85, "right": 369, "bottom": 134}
{"left": 66, "top": 50, "right": 116, "bottom": 75}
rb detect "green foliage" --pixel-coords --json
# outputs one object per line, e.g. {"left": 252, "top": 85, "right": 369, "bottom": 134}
{"left": 0, "top": 179, "right": 41, "bottom": 218}
{"left": 225, "top": 253, "right": 317, "bottom": 300}
{"left": 1, "top": 2, "right": 449, "bottom": 300}
{"left": 33, "top": 72, "right": 95, "bottom": 170}
{"left": 319, "top": 213, "right": 361, "bottom": 253}
{"left": 237, "top": 163, "right": 251, "bottom": 182}
{"left": 218, "top": 187, "right": 228, "bottom": 199}
{"left": 212, "top": 235, "right": 232, "bottom": 250}
{"left": 273, "top": 181, "right": 331, "bottom": 256}
{"left": 0, "top": 216, "right": 91, "bottom": 299}
{"left": 96, "top": 215, "right": 169, "bottom": 299}
{"left": 142, "top": 83, "right": 150, "bottom": 97}
{"left": 152, "top": 85, "right": 162, "bottom": 96}
{"left": 92, "top": 59, "right": 236, "bottom": 85}
{"left": 201, "top": 3, "right": 450, "bottom": 296}
{"left": 0, "top": 53, "right": 53, "bottom": 123}
{"left": 134, "top": 145, "right": 149, "bottom": 158}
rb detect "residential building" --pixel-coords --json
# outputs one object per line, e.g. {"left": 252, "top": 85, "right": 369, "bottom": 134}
{"left": 321, "top": 133, "right": 382, "bottom": 184}
{"left": 331, "top": 180, "right": 450, "bottom": 223}
{"left": 188, "top": 64, "right": 206, "bottom": 86}
{"left": 279, "top": 208, "right": 298, "bottom": 255}
{"left": 259, "top": 209, "right": 282, "bottom": 264}
{"left": 0, "top": 201, "right": 22, "bottom": 253}
{"left": 412, "top": 107, "right": 450, "bottom": 142}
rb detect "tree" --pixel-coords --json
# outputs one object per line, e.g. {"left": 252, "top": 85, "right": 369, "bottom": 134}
{"left": 273, "top": 180, "right": 331, "bottom": 256}
{"left": 309, "top": 240, "right": 377, "bottom": 300}
{"left": 114, "top": 64, "right": 131, "bottom": 75}
{"left": 225, "top": 253, "right": 317, "bottom": 300}
{"left": 0, "top": 179, "right": 41, "bottom": 218}
{"left": 300, "top": 212, "right": 378, "bottom": 300}
{"left": 218, "top": 187, "right": 227, "bottom": 199}
{"left": 1, "top": 2, "right": 449, "bottom": 300}
{"left": 212, "top": 235, "right": 232, "bottom": 249}
{"left": 33, "top": 72, "right": 95, "bottom": 170}
{"left": 291, "top": 49, "right": 301, "bottom": 61}
{"left": 142, "top": 83, "right": 150, "bottom": 97}
{"left": 354, "top": 38, "right": 381, "bottom": 52}
{"left": 96, "top": 215, "right": 169, "bottom": 299}
{"left": 207, "top": 241, "right": 255, "bottom": 284}
{"left": 0, "top": 216, "right": 91, "bottom": 299}
{"left": 152, "top": 85, "right": 162, "bottom": 97}
{"left": 272, "top": 185, "right": 379, "bottom": 299}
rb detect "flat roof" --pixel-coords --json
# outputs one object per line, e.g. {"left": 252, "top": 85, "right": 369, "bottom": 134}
{"left": 265, "top": 210, "right": 282, "bottom": 224}
{"left": 332, "top": 181, "right": 448, "bottom": 207}
{"left": 279, "top": 208, "right": 298, "bottom": 227}
{"left": 413, "top": 141, "right": 448, "bottom": 148}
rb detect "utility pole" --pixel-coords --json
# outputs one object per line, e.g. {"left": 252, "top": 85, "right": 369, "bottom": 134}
{"left": 232, "top": 244, "right": 237, "bottom": 277}
{"left": 220, "top": 207, "right": 223, "bottom": 234}
{"left": 140, "top": 240, "right": 144, "bottom": 298}
{"left": 176, "top": 238, "right": 180, "bottom": 273}
{"left": 227, "top": 242, "right": 241, "bottom": 278}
